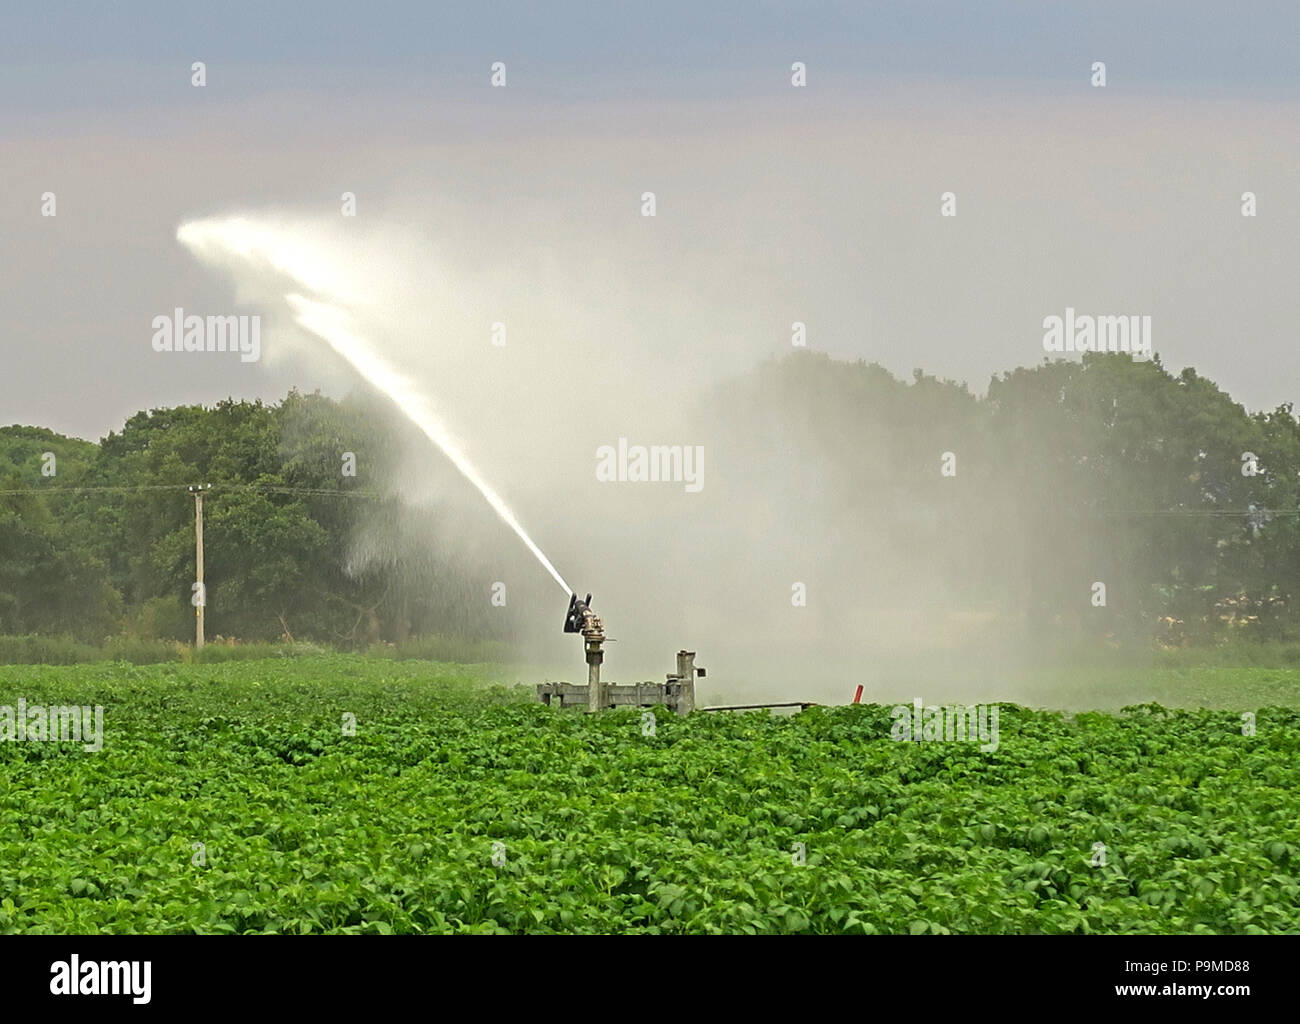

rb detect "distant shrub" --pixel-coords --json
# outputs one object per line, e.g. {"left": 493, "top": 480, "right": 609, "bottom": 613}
{"left": 185, "top": 641, "right": 334, "bottom": 663}
{"left": 0, "top": 633, "right": 513, "bottom": 667}
{"left": 0, "top": 634, "right": 100, "bottom": 665}
{"left": 124, "top": 596, "right": 192, "bottom": 643}
{"left": 368, "top": 634, "right": 515, "bottom": 665}
{"left": 102, "top": 636, "right": 185, "bottom": 664}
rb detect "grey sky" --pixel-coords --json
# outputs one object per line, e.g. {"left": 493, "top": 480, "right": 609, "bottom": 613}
{"left": 3, "top": 2, "right": 1299, "bottom": 440}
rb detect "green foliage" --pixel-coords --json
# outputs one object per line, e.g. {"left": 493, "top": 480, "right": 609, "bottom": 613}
{"left": 0, "top": 425, "right": 97, "bottom": 479}
{"left": 5, "top": 351, "right": 1300, "bottom": 649}
{"left": 0, "top": 391, "right": 524, "bottom": 648}
{"left": 0, "top": 635, "right": 512, "bottom": 666}
{"left": 706, "top": 351, "right": 1300, "bottom": 646}
{"left": 0, "top": 657, "right": 1296, "bottom": 934}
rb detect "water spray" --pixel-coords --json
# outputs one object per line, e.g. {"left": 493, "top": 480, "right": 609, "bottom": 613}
{"left": 178, "top": 216, "right": 811, "bottom": 715}
{"left": 176, "top": 217, "right": 571, "bottom": 597}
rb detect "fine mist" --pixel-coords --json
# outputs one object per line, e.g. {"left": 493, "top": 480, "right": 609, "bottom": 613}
{"left": 176, "top": 210, "right": 1140, "bottom": 708}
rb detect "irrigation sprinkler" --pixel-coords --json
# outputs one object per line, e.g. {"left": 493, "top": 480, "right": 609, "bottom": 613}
{"left": 538, "top": 591, "right": 817, "bottom": 716}
{"left": 539, "top": 592, "right": 698, "bottom": 715}
{"left": 562, "top": 592, "right": 593, "bottom": 634}
{"left": 562, "top": 593, "right": 606, "bottom": 711}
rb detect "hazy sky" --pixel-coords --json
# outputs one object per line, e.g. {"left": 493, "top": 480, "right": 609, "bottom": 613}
{"left": 3, "top": 1, "right": 1299, "bottom": 441}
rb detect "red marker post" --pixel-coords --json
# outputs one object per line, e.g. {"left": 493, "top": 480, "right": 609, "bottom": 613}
{"left": 852, "top": 684, "right": 864, "bottom": 704}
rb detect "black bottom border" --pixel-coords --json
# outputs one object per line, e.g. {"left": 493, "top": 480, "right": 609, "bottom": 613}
{"left": 0, "top": 934, "right": 1288, "bottom": 1012}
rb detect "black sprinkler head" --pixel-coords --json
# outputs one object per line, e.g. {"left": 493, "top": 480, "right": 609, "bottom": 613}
{"left": 563, "top": 592, "right": 593, "bottom": 633}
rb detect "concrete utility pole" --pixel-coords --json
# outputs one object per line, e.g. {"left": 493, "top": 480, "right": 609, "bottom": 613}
{"left": 188, "top": 485, "right": 210, "bottom": 649}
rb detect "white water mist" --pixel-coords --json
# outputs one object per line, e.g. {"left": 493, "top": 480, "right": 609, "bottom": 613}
{"left": 176, "top": 216, "right": 572, "bottom": 596}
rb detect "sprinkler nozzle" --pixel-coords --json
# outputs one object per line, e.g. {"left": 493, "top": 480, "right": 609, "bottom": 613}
{"left": 563, "top": 592, "right": 593, "bottom": 633}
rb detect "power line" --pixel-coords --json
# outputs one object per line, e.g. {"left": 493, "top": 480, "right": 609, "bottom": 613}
{"left": 1092, "top": 509, "right": 1299, "bottom": 518}
{"left": 0, "top": 483, "right": 387, "bottom": 499}
{"left": 0, "top": 484, "right": 187, "bottom": 494}
{"left": 2, "top": 483, "right": 1296, "bottom": 516}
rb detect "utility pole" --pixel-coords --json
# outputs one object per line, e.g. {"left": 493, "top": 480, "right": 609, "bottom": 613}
{"left": 188, "top": 485, "right": 211, "bottom": 649}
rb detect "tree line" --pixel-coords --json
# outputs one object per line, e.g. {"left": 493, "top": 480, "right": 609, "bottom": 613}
{"left": 0, "top": 390, "right": 515, "bottom": 647}
{"left": 702, "top": 350, "right": 1300, "bottom": 647}
{"left": 3, "top": 351, "right": 1299, "bottom": 649}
